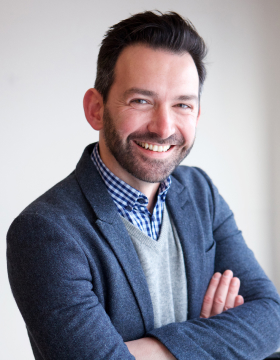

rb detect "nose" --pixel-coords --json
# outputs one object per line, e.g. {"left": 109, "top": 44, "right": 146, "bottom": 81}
{"left": 147, "top": 105, "right": 175, "bottom": 140}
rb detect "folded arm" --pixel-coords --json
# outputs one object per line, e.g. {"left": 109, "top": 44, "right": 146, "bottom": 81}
{"left": 125, "top": 270, "right": 244, "bottom": 359}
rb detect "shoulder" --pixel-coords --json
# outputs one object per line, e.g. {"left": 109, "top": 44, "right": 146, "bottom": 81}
{"left": 7, "top": 172, "right": 86, "bottom": 244}
{"left": 171, "top": 165, "right": 212, "bottom": 183}
{"left": 171, "top": 165, "right": 217, "bottom": 199}
{"left": 18, "top": 172, "right": 86, "bottom": 221}
{"left": 8, "top": 154, "right": 101, "bottom": 245}
{"left": 170, "top": 166, "right": 233, "bottom": 230}
{"left": 9, "top": 143, "right": 100, "bottom": 229}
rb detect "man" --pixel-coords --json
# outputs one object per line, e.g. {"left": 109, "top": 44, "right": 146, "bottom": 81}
{"left": 7, "top": 11, "right": 280, "bottom": 360}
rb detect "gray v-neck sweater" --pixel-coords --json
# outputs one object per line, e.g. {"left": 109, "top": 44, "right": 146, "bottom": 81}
{"left": 121, "top": 205, "right": 187, "bottom": 329}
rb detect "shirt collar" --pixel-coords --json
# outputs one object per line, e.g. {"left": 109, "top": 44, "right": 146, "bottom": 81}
{"left": 91, "top": 143, "right": 171, "bottom": 209}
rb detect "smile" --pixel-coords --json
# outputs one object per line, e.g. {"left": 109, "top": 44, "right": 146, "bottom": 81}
{"left": 135, "top": 141, "right": 171, "bottom": 152}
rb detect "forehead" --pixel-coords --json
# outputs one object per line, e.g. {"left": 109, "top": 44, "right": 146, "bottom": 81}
{"left": 111, "top": 44, "right": 199, "bottom": 97}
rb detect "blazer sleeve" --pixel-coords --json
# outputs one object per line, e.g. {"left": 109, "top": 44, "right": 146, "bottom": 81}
{"left": 147, "top": 168, "right": 280, "bottom": 360}
{"left": 7, "top": 213, "right": 135, "bottom": 360}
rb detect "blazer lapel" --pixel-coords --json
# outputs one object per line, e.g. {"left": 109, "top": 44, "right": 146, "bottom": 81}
{"left": 167, "top": 173, "right": 208, "bottom": 319}
{"left": 75, "top": 144, "right": 154, "bottom": 332}
{"left": 95, "top": 218, "right": 154, "bottom": 331}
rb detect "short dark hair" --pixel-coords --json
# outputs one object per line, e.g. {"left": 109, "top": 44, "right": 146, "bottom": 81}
{"left": 94, "top": 10, "right": 207, "bottom": 103}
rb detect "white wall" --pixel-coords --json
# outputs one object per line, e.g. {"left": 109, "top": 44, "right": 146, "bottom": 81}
{"left": 1, "top": 0, "right": 279, "bottom": 358}
{"left": 266, "top": 3, "right": 280, "bottom": 293}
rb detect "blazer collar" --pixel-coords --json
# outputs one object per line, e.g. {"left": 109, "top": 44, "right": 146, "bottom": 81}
{"left": 75, "top": 143, "right": 119, "bottom": 224}
{"left": 167, "top": 171, "right": 208, "bottom": 319}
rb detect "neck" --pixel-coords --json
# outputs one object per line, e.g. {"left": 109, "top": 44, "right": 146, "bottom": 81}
{"left": 144, "top": 185, "right": 159, "bottom": 213}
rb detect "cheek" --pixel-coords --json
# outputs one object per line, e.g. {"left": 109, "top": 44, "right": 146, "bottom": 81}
{"left": 118, "top": 111, "right": 150, "bottom": 136}
{"left": 117, "top": 122, "right": 139, "bottom": 138}
{"left": 179, "top": 120, "right": 197, "bottom": 145}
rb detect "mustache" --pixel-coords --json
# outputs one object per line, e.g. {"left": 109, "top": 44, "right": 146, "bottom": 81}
{"left": 127, "top": 131, "right": 185, "bottom": 146}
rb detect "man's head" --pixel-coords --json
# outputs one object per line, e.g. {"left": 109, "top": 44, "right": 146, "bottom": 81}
{"left": 95, "top": 11, "right": 207, "bottom": 103}
{"left": 84, "top": 11, "right": 207, "bottom": 189}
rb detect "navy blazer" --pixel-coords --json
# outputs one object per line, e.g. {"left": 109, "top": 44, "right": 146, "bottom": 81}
{"left": 7, "top": 144, "right": 280, "bottom": 359}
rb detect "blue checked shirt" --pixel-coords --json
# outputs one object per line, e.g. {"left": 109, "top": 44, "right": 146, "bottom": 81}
{"left": 91, "top": 144, "right": 171, "bottom": 240}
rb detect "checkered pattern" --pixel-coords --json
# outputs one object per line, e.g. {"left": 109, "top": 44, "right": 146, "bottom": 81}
{"left": 91, "top": 144, "right": 171, "bottom": 240}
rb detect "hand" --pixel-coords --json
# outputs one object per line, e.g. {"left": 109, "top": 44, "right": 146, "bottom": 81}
{"left": 200, "top": 270, "right": 244, "bottom": 318}
{"left": 125, "top": 337, "right": 176, "bottom": 360}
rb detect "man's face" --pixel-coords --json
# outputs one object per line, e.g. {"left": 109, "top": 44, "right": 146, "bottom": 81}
{"left": 99, "top": 44, "right": 200, "bottom": 184}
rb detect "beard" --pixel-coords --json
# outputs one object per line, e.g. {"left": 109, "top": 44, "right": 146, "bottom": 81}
{"left": 102, "top": 106, "right": 195, "bottom": 183}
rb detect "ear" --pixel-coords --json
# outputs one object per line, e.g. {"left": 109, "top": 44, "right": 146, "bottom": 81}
{"left": 196, "top": 106, "right": 201, "bottom": 126}
{"left": 83, "top": 88, "right": 104, "bottom": 130}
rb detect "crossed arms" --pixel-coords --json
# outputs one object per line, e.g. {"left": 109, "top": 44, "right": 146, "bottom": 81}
{"left": 126, "top": 270, "right": 244, "bottom": 359}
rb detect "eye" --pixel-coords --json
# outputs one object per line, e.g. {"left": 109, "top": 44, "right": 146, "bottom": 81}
{"left": 131, "top": 99, "right": 149, "bottom": 104}
{"left": 176, "top": 103, "right": 190, "bottom": 109}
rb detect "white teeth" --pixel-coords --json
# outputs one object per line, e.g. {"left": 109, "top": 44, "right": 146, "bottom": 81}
{"left": 135, "top": 141, "right": 171, "bottom": 152}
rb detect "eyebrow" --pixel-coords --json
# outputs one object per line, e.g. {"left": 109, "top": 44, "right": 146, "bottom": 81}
{"left": 123, "top": 88, "right": 157, "bottom": 98}
{"left": 176, "top": 95, "right": 198, "bottom": 102}
{"left": 123, "top": 87, "right": 198, "bottom": 103}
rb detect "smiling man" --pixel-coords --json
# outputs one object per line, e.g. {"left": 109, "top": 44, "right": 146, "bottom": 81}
{"left": 7, "top": 11, "right": 280, "bottom": 360}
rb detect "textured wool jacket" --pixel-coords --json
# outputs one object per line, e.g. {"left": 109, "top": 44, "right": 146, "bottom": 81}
{"left": 7, "top": 143, "right": 280, "bottom": 359}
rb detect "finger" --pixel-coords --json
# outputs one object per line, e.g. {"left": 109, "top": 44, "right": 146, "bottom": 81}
{"left": 211, "top": 270, "right": 233, "bottom": 316}
{"left": 200, "top": 272, "right": 222, "bottom": 318}
{"left": 234, "top": 295, "right": 244, "bottom": 307}
{"left": 224, "top": 277, "right": 240, "bottom": 310}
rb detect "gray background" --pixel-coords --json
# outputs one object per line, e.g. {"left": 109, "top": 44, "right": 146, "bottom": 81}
{"left": 1, "top": 0, "right": 280, "bottom": 358}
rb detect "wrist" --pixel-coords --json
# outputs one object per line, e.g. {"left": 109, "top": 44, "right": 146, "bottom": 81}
{"left": 125, "top": 337, "right": 175, "bottom": 360}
